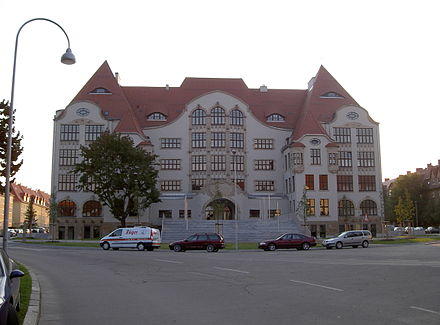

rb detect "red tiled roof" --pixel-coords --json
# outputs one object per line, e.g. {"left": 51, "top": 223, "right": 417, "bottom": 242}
{"left": 290, "top": 142, "right": 306, "bottom": 148}
{"left": 10, "top": 183, "right": 50, "bottom": 204}
{"left": 325, "top": 142, "right": 339, "bottom": 148}
{"left": 69, "top": 62, "right": 359, "bottom": 142}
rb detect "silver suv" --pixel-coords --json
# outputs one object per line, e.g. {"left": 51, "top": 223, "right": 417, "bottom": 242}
{"left": 322, "top": 230, "right": 372, "bottom": 249}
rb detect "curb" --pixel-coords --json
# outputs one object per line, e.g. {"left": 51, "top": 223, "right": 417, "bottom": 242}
{"left": 23, "top": 266, "right": 41, "bottom": 325}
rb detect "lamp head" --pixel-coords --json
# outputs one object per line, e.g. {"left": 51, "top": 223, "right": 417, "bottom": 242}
{"left": 61, "top": 48, "right": 76, "bottom": 65}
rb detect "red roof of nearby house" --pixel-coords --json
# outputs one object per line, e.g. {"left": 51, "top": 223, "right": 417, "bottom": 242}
{"left": 290, "top": 142, "right": 306, "bottom": 148}
{"left": 69, "top": 62, "right": 360, "bottom": 143}
{"left": 10, "top": 183, "right": 50, "bottom": 205}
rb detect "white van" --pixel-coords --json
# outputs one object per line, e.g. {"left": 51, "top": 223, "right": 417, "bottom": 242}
{"left": 100, "top": 226, "right": 161, "bottom": 251}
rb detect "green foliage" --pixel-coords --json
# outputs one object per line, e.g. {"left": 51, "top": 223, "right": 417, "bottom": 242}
{"left": 24, "top": 197, "right": 38, "bottom": 229}
{"left": 394, "top": 191, "right": 415, "bottom": 225}
{"left": 72, "top": 133, "right": 160, "bottom": 227}
{"left": 0, "top": 100, "right": 23, "bottom": 192}
{"left": 48, "top": 194, "right": 58, "bottom": 224}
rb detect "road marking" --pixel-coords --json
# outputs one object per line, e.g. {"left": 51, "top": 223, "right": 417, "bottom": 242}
{"left": 410, "top": 306, "right": 440, "bottom": 316}
{"left": 213, "top": 267, "right": 250, "bottom": 274}
{"left": 154, "top": 259, "right": 183, "bottom": 264}
{"left": 290, "top": 280, "right": 344, "bottom": 292}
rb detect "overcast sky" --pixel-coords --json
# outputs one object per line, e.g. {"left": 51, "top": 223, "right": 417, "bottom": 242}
{"left": 1, "top": 0, "right": 439, "bottom": 193}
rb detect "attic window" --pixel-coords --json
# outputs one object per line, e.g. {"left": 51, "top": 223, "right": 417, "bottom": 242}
{"left": 89, "top": 87, "right": 112, "bottom": 95}
{"left": 147, "top": 112, "right": 167, "bottom": 121}
{"left": 266, "top": 113, "right": 285, "bottom": 122}
{"left": 320, "top": 92, "right": 344, "bottom": 99}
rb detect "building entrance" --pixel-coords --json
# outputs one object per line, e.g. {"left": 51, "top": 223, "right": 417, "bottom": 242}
{"left": 205, "top": 199, "right": 235, "bottom": 220}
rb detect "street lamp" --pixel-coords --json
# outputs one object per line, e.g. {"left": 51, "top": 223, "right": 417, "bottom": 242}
{"left": 2, "top": 18, "right": 76, "bottom": 251}
{"left": 232, "top": 149, "right": 238, "bottom": 251}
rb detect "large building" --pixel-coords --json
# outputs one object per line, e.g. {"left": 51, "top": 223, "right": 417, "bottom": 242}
{"left": 51, "top": 61, "right": 383, "bottom": 240}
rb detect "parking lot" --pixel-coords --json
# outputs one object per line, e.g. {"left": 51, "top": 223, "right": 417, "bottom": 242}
{"left": 10, "top": 242, "right": 440, "bottom": 325}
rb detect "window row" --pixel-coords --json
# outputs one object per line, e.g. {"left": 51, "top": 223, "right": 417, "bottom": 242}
{"left": 57, "top": 200, "right": 102, "bottom": 217}
{"left": 333, "top": 127, "right": 374, "bottom": 144}
{"left": 161, "top": 137, "right": 274, "bottom": 149}
{"left": 58, "top": 175, "right": 96, "bottom": 192}
{"left": 337, "top": 175, "right": 376, "bottom": 191}
{"left": 191, "top": 108, "right": 244, "bottom": 126}
{"left": 60, "top": 124, "right": 104, "bottom": 141}
{"left": 339, "top": 151, "right": 375, "bottom": 167}
{"left": 305, "top": 199, "right": 378, "bottom": 216}
{"left": 190, "top": 155, "right": 275, "bottom": 172}
{"left": 305, "top": 174, "right": 329, "bottom": 191}
{"left": 161, "top": 179, "right": 272, "bottom": 192}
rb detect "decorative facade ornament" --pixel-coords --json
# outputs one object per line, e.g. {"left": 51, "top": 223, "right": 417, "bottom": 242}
{"left": 310, "top": 138, "right": 321, "bottom": 146}
{"left": 346, "top": 111, "right": 359, "bottom": 120}
{"left": 76, "top": 107, "right": 90, "bottom": 116}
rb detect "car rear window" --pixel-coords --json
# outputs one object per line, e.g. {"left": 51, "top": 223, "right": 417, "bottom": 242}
{"left": 208, "top": 234, "right": 219, "bottom": 241}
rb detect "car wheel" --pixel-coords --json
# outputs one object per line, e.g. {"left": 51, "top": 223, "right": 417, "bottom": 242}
{"left": 112, "top": 247, "right": 119, "bottom": 250}
{"left": 335, "top": 241, "right": 343, "bottom": 249}
{"left": 137, "top": 243, "right": 145, "bottom": 251}
{"left": 352, "top": 245, "right": 358, "bottom": 248}
{"left": 206, "top": 244, "right": 215, "bottom": 252}
{"left": 268, "top": 243, "right": 276, "bottom": 251}
{"left": 302, "top": 242, "right": 311, "bottom": 250}
{"left": 102, "top": 242, "right": 110, "bottom": 250}
{"left": 362, "top": 240, "right": 369, "bottom": 248}
{"left": 173, "top": 244, "right": 182, "bottom": 252}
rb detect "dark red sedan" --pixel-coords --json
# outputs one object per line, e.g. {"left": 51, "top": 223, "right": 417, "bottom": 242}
{"left": 169, "top": 233, "right": 225, "bottom": 252}
{"left": 258, "top": 233, "right": 316, "bottom": 251}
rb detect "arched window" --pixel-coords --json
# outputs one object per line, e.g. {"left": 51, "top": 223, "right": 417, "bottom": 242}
{"left": 211, "top": 107, "right": 225, "bottom": 125}
{"left": 89, "top": 87, "right": 112, "bottom": 94}
{"left": 147, "top": 112, "right": 167, "bottom": 121}
{"left": 320, "top": 91, "right": 344, "bottom": 99}
{"left": 191, "top": 109, "right": 206, "bottom": 125}
{"left": 57, "top": 200, "right": 76, "bottom": 217}
{"left": 360, "top": 200, "right": 377, "bottom": 216}
{"left": 229, "top": 109, "right": 244, "bottom": 126}
{"left": 83, "top": 200, "right": 102, "bottom": 217}
{"left": 338, "top": 199, "right": 355, "bottom": 217}
{"left": 266, "top": 113, "right": 285, "bottom": 122}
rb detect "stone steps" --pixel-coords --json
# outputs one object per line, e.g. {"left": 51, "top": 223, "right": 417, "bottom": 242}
{"left": 161, "top": 218, "right": 302, "bottom": 242}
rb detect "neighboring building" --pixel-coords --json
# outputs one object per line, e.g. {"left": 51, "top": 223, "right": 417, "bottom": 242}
{"left": 51, "top": 61, "right": 383, "bottom": 239}
{"left": 0, "top": 184, "right": 50, "bottom": 228}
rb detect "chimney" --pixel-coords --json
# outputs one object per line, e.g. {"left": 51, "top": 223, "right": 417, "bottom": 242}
{"left": 416, "top": 168, "right": 423, "bottom": 172}
{"left": 259, "top": 85, "right": 268, "bottom": 93}
{"left": 165, "top": 84, "right": 170, "bottom": 91}
{"left": 428, "top": 163, "right": 432, "bottom": 168}
{"left": 406, "top": 171, "right": 411, "bottom": 175}
{"left": 115, "top": 72, "right": 120, "bottom": 84}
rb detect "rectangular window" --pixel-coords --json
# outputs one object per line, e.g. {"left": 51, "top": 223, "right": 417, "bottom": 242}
{"left": 255, "top": 180, "right": 275, "bottom": 191}
{"left": 357, "top": 128, "right": 374, "bottom": 144}
{"left": 320, "top": 199, "right": 329, "bottom": 216}
{"left": 311, "top": 149, "right": 321, "bottom": 165}
{"left": 305, "top": 174, "right": 314, "bottom": 190}
{"left": 58, "top": 174, "right": 76, "bottom": 191}
{"left": 179, "top": 210, "right": 192, "bottom": 218}
{"left": 60, "top": 124, "right": 79, "bottom": 141}
{"left": 328, "top": 152, "right": 337, "bottom": 165}
{"left": 293, "top": 153, "right": 303, "bottom": 165}
{"left": 85, "top": 125, "right": 104, "bottom": 141}
{"left": 254, "top": 160, "right": 274, "bottom": 170}
{"left": 211, "top": 132, "right": 226, "bottom": 148}
{"left": 230, "top": 132, "right": 244, "bottom": 148}
{"left": 192, "top": 178, "right": 205, "bottom": 191}
{"left": 359, "top": 175, "right": 376, "bottom": 191}
{"left": 211, "top": 155, "right": 226, "bottom": 171}
{"left": 59, "top": 149, "right": 78, "bottom": 166}
{"left": 160, "top": 159, "right": 181, "bottom": 170}
{"left": 291, "top": 176, "right": 295, "bottom": 192}
{"left": 306, "top": 199, "right": 315, "bottom": 216}
{"left": 158, "top": 210, "right": 172, "bottom": 218}
{"left": 339, "top": 151, "right": 352, "bottom": 167}
{"left": 333, "top": 127, "right": 351, "bottom": 143}
{"left": 161, "top": 138, "right": 181, "bottom": 149}
{"left": 85, "top": 177, "right": 96, "bottom": 192}
{"left": 254, "top": 138, "right": 274, "bottom": 149}
{"left": 231, "top": 155, "right": 244, "bottom": 171}
{"left": 191, "top": 133, "right": 206, "bottom": 148}
{"left": 249, "top": 210, "right": 260, "bottom": 218}
{"left": 232, "top": 178, "right": 245, "bottom": 190}
{"left": 358, "top": 151, "right": 375, "bottom": 167}
{"left": 191, "top": 155, "right": 206, "bottom": 171}
{"left": 319, "top": 175, "right": 328, "bottom": 190}
{"left": 337, "top": 175, "right": 353, "bottom": 191}
{"left": 161, "top": 180, "right": 181, "bottom": 191}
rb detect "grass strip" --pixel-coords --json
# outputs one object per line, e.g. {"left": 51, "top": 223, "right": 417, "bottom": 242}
{"left": 16, "top": 263, "right": 32, "bottom": 325}
{"left": 18, "top": 241, "right": 98, "bottom": 248}
{"left": 372, "top": 237, "right": 440, "bottom": 244}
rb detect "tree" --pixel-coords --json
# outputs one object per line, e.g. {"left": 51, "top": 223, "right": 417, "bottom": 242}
{"left": 72, "top": 133, "right": 160, "bottom": 227}
{"left": 48, "top": 195, "right": 58, "bottom": 241}
{"left": 394, "top": 191, "right": 415, "bottom": 226}
{"left": 24, "top": 196, "right": 38, "bottom": 231}
{"left": 0, "top": 100, "right": 23, "bottom": 192}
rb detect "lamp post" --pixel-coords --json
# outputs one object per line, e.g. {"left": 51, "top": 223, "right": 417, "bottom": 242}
{"left": 2, "top": 18, "right": 76, "bottom": 251}
{"left": 232, "top": 149, "right": 238, "bottom": 251}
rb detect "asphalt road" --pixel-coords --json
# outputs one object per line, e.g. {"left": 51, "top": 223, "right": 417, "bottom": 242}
{"left": 8, "top": 242, "right": 440, "bottom": 325}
